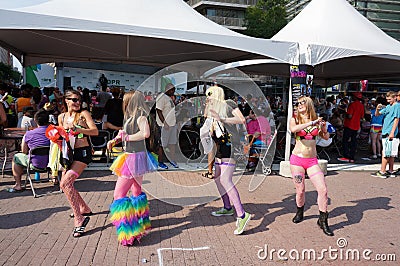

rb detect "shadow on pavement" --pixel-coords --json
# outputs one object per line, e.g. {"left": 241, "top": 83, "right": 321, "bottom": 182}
{"left": 0, "top": 206, "right": 69, "bottom": 229}
{"left": 330, "top": 196, "right": 393, "bottom": 230}
{"left": 73, "top": 178, "right": 115, "bottom": 193}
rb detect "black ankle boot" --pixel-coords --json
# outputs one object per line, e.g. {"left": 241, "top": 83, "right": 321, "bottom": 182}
{"left": 317, "top": 211, "right": 334, "bottom": 236}
{"left": 292, "top": 206, "right": 304, "bottom": 223}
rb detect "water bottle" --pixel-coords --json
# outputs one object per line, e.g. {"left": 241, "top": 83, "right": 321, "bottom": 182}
{"left": 24, "top": 121, "right": 29, "bottom": 131}
{"left": 35, "top": 172, "right": 40, "bottom": 181}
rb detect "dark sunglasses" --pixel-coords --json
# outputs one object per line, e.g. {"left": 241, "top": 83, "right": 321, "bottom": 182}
{"left": 295, "top": 100, "right": 306, "bottom": 107}
{"left": 66, "top": 97, "right": 80, "bottom": 103}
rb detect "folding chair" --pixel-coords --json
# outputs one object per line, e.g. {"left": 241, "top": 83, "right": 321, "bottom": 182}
{"left": 90, "top": 130, "right": 111, "bottom": 165}
{"left": 108, "top": 130, "right": 124, "bottom": 162}
{"left": 317, "top": 135, "right": 334, "bottom": 161}
{"left": 24, "top": 145, "right": 61, "bottom": 198}
{"left": 245, "top": 124, "right": 280, "bottom": 175}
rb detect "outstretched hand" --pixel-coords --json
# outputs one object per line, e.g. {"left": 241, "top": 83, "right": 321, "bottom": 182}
{"left": 107, "top": 140, "right": 115, "bottom": 151}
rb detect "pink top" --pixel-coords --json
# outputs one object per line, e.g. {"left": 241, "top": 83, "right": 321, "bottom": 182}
{"left": 246, "top": 116, "right": 271, "bottom": 143}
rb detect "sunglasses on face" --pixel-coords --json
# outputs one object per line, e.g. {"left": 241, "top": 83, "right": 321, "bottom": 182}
{"left": 66, "top": 97, "right": 80, "bottom": 103}
{"left": 295, "top": 100, "right": 306, "bottom": 106}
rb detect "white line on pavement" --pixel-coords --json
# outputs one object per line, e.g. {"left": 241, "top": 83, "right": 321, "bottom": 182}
{"left": 157, "top": 246, "right": 210, "bottom": 266}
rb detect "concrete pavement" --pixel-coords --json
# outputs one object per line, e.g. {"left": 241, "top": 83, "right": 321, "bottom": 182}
{"left": 0, "top": 167, "right": 399, "bottom": 265}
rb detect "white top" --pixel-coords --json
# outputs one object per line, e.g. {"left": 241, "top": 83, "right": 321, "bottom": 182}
{"left": 156, "top": 93, "right": 176, "bottom": 127}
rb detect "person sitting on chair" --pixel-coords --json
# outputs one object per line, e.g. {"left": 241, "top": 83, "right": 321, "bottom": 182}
{"left": 245, "top": 110, "right": 271, "bottom": 172}
{"left": 8, "top": 109, "right": 50, "bottom": 193}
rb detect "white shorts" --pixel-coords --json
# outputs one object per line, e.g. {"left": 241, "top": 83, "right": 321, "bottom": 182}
{"left": 160, "top": 125, "right": 177, "bottom": 147}
{"left": 382, "top": 138, "right": 399, "bottom": 158}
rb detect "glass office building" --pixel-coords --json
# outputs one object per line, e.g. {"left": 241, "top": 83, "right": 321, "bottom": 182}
{"left": 186, "top": 0, "right": 258, "bottom": 31}
{"left": 187, "top": 1, "right": 399, "bottom": 40}
{"left": 286, "top": 0, "right": 400, "bottom": 41}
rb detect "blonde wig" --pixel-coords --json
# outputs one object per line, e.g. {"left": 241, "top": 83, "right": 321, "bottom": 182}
{"left": 205, "top": 85, "right": 227, "bottom": 119}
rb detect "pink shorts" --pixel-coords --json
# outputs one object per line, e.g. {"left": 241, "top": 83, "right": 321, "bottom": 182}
{"left": 290, "top": 154, "right": 318, "bottom": 170}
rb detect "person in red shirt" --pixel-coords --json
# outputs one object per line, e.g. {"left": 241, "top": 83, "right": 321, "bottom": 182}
{"left": 338, "top": 92, "right": 365, "bottom": 163}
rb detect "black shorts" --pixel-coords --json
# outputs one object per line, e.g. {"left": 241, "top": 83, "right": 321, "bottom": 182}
{"left": 215, "top": 143, "right": 232, "bottom": 159}
{"left": 73, "top": 146, "right": 92, "bottom": 165}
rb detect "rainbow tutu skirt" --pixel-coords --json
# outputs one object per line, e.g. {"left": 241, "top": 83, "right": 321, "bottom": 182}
{"left": 110, "top": 151, "right": 158, "bottom": 178}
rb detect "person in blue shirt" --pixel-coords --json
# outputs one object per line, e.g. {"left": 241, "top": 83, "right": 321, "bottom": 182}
{"left": 372, "top": 91, "right": 400, "bottom": 178}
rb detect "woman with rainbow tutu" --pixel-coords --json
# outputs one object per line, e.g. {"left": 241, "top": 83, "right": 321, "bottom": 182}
{"left": 107, "top": 90, "right": 157, "bottom": 246}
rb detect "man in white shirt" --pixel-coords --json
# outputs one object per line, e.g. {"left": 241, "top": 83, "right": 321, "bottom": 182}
{"left": 156, "top": 83, "right": 178, "bottom": 169}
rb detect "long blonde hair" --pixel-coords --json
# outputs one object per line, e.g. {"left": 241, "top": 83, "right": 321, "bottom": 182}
{"left": 122, "top": 90, "right": 150, "bottom": 134}
{"left": 205, "top": 85, "right": 227, "bottom": 119}
{"left": 295, "top": 96, "right": 317, "bottom": 125}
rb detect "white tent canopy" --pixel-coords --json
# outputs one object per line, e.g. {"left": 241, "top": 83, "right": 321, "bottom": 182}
{"left": 271, "top": 0, "right": 400, "bottom": 86}
{"left": 0, "top": 0, "right": 298, "bottom": 67}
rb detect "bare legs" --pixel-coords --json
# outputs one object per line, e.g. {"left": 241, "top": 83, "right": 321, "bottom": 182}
{"left": 11, "top": 160, "right": 24, "bottom": 190}
{"left": 370, "top": 132, "right": 381, "bottom": 157}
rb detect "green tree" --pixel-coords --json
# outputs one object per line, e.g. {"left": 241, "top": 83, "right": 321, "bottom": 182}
{"left": 0, "top": 62, "right": 21, "bottom": 83}
{"left": 244, "top": 0, "right": 287, "bottom": 39}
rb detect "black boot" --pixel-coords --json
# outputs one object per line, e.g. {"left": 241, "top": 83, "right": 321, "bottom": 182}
{"left": 317, "top": 211, "right": 334, "bottom": 236}
{"left": 292, "top": 206, "right": 304, "bottom": 223}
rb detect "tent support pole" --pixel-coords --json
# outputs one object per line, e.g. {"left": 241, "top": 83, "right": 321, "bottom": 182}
{"left": 285, "top": 75, "right": 293, "bottom": 161}
{"left": 126, "top": 36, "right": 130, "bottom": 59}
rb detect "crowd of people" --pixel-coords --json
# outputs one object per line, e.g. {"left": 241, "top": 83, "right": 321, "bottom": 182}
{"left": 292, "top": 91, "right": 400, "bottom": 179}
{"left": 3, "top": 78, "right": 399, "bottom": 245}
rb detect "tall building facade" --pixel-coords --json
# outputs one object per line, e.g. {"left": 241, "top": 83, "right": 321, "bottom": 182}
{"left": 186, "top": 0, "right": 258, "bottom": 31}
{"left": 187, "top": 1, "right": 400, "bottom": 41}
{"left": 0, "top": 47, "right": 12, "bottom": 66}
{"left": 286, "top": 0, "right": 400, "bottom": 41}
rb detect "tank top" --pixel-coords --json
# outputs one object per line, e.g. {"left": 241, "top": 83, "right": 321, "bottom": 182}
{"left": 123, "top": 115, "right": 146, "bottom": 153}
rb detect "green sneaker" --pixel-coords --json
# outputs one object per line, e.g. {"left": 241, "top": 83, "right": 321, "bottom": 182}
{"left": 371, "top": 171, "right": 389, "bottom": 178}
{"left": 234, "top": 212, "right": 251, "bottom": 235}
{"left": 211, "top": 208, "right": 234, "bottom": 217}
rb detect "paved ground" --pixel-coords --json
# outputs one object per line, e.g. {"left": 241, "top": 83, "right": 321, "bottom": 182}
{"left": 0, "top": 166, "right": 399, "bottom": 266}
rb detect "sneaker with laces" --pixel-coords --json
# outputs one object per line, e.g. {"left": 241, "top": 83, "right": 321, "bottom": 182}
{"left": 234, "top": 212, "right": 251, "bottom": 235}
{"left": 158, "top": 162, "right": 169, "bottom": 170}
{"left": 337, "top": 157, "right": 350, "bottom": 162}
{"left": 211, "top": 208, "right": 234, "bottom": 217}
{"left": 371, "top": 171, "right": 389, "bottom": 178}
{"left": 170, "top": 161, "right": 179, "bottom": 168}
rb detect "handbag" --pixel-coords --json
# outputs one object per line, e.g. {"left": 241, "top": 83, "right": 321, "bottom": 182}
{"left": 200, "top": 117, "right": 214, "bottom": 154}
